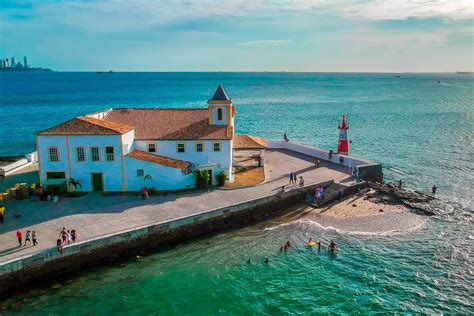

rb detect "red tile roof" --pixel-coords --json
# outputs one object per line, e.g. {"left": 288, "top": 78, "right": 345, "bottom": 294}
{"left": 233, "top": 134, "right": 268, "bottom": 150}
{"left": 36, "top": 116, "right": 134, "bottom": 135}
{"left": 104, "top": 108, "right": 231, "bottom": 140}
{"left": 126, "top": 150, "right": 191, "bottom": 170}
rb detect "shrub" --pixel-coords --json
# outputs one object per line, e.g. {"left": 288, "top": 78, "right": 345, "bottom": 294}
{"left": 194, "top": 170, "right": 210, "bottom": 189}
{"left": 216, "top": 171, "right": 229, "bottom": 187}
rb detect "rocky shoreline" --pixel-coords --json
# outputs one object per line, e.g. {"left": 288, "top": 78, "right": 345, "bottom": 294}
{"left": 366, "top": 181, "right": 436, "bottom": 216}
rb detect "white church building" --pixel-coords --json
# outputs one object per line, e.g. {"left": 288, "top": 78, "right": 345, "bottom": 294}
{"left": 36, "top": 85, "right": 236, "bottom": 192}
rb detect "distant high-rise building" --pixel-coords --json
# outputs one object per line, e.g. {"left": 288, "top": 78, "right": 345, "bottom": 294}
{"left": 11, "top": 57, "right": 15, "bottom": 68}
{"left": 0, "top": 59, "right": 3, "bottom": 68}
{"left": 23, "top": 56, "right": 28, "bottom": 68}
{"left": 6, "top": 58, "right": 9, "bottom": 67}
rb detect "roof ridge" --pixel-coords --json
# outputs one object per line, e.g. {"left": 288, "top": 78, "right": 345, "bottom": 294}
{"left": 127, "top": 149, "right": 191, "bottom": 170}
{"left": 78, "top": 116, "right": 135, "bottom": 134}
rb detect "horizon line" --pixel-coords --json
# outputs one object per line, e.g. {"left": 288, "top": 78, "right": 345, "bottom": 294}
{"left": 3, "top": 70, "right": 472, "bottom": 74}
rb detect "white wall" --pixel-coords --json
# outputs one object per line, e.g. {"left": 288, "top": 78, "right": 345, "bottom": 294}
{"left": 68, "top": 135, "right": 124, "bottom": 191}
{"left": 38, "top": 135, "right": 69, "bottom": 184}
{"left": 210, "top": 105, "right": 228, "bottom": 125}
{"left": 85, "top": 109, "right": 112, "bottom": 120}
{"left": 121, "top": 130, "right": 135, "bottom": 154}
{"left": 38, "top": 134, "right": 234, "bottom": 192}
{"left": 38, "top": 135, "right": 125, "bottom": 192}
{"left": 124, "top": 157, "right": 195, "bottom": 191}
{"left": 133, "top": 139, "right": 233, "bottom": 183}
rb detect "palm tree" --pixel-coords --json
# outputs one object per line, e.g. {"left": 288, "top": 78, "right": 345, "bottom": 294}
{"left": 143, "top": 175, "right": 152, "bottom": 188}
{"left": 68, "top": 178, "right": 83, "bottom": 191}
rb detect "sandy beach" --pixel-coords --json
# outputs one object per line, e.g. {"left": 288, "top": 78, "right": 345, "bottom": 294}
{"left": 275, "top": 190, "right": 427, "bottom": 235}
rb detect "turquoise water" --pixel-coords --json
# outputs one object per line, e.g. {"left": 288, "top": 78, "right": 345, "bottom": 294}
{"left": 0, "top": 72, "right": 473, "bottom": 313}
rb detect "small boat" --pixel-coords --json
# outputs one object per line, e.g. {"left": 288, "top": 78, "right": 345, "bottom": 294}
{"left": 394, "top": 75, "right": 401, "bottom": 78}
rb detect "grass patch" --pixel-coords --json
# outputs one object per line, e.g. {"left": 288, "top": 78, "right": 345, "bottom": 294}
{"left": 224, "top": 167, "right": 265, "bottom": 189}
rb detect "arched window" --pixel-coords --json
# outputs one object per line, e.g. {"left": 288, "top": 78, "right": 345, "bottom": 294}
{"left": 217, "top": 108, "right": 223, "bottom": 120}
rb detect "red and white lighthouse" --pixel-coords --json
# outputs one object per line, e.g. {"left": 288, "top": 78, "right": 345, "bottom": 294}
{"left": 337, "top": 114, "right": 349, "bottom": 155}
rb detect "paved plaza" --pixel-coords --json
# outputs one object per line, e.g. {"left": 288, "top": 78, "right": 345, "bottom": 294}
{"left": 0, "top": 149, "right": 353, "bottom": 263}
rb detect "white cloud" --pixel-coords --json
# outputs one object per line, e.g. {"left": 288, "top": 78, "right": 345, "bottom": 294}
{"left": 235, "top": 40, "right": 292, "bottom": 47}
{"left": 3, "top": 0, "right": 473, "bottom": 35}
{"left": 336, "top": 0, "right": 474, "bottom": 21}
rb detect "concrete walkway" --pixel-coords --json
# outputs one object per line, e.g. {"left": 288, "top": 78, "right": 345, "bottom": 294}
{"left": 0, "top": 149, "right": 353, "bottom": 264}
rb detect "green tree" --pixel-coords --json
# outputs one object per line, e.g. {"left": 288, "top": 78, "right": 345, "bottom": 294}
{"left": 216, "top": 171, "right": 229, "bottom": 187}
{"left": 194, "top": 170, "right": 210, "bottom": 189}
{"left": 68, "top": 178, "right": 83, "bottom": 191}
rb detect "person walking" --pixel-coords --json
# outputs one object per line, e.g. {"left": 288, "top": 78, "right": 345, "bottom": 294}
{"left": 293, "top": 173, "right": 297, "bottom": 184}
{"left": 32, "top": 231, "right": 38, "bottom": 246}
{"left": 59, "top": 227, "right": 67, "bottom": 244}
{"left": 299, "top": 176, "right": 305, "bottom": 187}
{"left": 0, "top": 204, "right": 5, "bottom": 223}
{"left": 432, "top": 185, "right": 437, "bottom": 196}
{"left": 71, "top": 230, "right": 77, "bottom": 243}
{"left": 24, "top": 230, "right": 31, "bottom": 246}
{"left": 316, "top": 159, "right": 320, "bottom": 168}
{"left": 56, "top": 239, "right": 64, "bottom": 254}
{"left": 289, "top": 172, "right": 294, "bottom": 184}
{"left": 16, "top": 229, "right": 23, "bottom": 247}
{"left": 66, "top": 230, "right": 72, "bottom": 245}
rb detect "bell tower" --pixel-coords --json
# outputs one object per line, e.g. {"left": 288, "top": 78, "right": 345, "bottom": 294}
{"left": 337, "top": 114, "right": 349, "bottom": 155}
{"left": 208, "top": 84, "right": 235, "bottom": 137}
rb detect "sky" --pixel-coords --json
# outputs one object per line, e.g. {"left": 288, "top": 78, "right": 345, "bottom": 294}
{"left": 0, "top": 0, "right": 473, "bottom": 72}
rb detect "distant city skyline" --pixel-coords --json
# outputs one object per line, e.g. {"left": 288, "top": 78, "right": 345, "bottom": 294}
{"left": 0, "top": 56, "right": 29, "bottom": 69}
{"left": 0, "top": 0, "right": 473, "bottom": 72}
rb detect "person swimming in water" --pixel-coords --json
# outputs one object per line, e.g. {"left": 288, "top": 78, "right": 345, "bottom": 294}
{"left": 247, "top": 257, "right": 251, "bottom": 264}
{"left": 317, "top": 241, "right": 321, "bottom": 253}
{"left": 264, "top": 257, "right": 269, "bottom": 264}
{"left": 328, "top": 240, "right": 338, "bottom": 253}
{"left": 283, "top": 243, "right": 288, "bottom": 252}
{"left": 286, "top": 241, "right": 291, "bottom": 248}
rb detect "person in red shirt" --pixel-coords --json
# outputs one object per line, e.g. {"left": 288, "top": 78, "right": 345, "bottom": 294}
{"left": 16, "top": 229, "right": 23, "bottom": 247}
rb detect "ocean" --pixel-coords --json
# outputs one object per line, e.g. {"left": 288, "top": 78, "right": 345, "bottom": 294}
{"left": 0, "top": 72, "right": 472, "bottom": 313}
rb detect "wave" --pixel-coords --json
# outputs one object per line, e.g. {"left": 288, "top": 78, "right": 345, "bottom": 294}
{"left": 264, "top": 218, "right": 427, "bottom": 237}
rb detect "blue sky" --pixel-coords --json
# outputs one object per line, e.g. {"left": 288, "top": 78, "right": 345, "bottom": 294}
{"left": 0, "top": 0, "right": 473, "bottom": 71}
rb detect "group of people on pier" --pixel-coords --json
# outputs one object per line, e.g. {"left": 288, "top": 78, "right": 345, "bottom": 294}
{"left": 56, "top": 227, "right": 78, "bottom": 253}
{"left": 288, "top": 172, "right": 305, "bottom": 187}
{"left": 16, "top": 229, "right": 38, "bottom": 247}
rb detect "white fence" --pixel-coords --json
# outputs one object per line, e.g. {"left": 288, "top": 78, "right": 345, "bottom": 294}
{"left": 0, "top": 151, "right": 37, "bottom": 177}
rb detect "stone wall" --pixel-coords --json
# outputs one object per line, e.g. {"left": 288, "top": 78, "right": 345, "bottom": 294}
{"left": 0, "top": 180, "right": 333, "bottom": 296}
